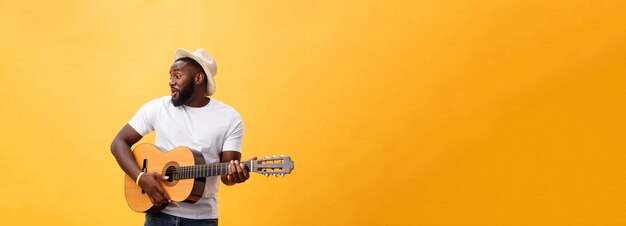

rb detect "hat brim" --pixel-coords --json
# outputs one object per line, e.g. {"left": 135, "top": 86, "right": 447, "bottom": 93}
{"left": 174, "top": 48, "right": 216, "bottom": 96}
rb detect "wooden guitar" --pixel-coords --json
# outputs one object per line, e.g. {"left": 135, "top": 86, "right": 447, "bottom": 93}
{"left": 124, "top": 143, "right": 294, "bottom": 213}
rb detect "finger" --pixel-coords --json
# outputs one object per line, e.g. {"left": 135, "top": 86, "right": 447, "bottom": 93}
{"left": 154, "top": 180, "right": 170, "bottom": 203}
{"left": 152, "top": 189, "right": 164, "bottom": 206}
{"left": 226, "top": 161, "right": 234, "bottom": 183}
{"left": 152, "top": 173, "right": 169, "bottom": 185}
{"left": 230, "top": 160, "right": 241, "bottom": 182}
{"left": 150, "top": 193, "right": 160, "bottom": 206}
{"left": 157, "top": 184, "right": 170, "bottom": 201}
{"left": 241, "top": 162, "right": 250, "bottom": 180}
{"left": 232, "top": 161, "right": 241, "bottom": 182}
{"left": 235, "top": 160, "right": 245, "bottom": 181}
{"left": 148, "top": 193, "right": 156, "bottom": 205}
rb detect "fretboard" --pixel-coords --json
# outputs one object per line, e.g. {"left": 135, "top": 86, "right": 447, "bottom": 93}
{"left": 173, "top": 161, "right": 252, "bottom": 180}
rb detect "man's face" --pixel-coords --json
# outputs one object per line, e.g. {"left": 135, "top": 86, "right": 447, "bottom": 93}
{"left": 169, "top": 60, "right": 197, "bottom": 107}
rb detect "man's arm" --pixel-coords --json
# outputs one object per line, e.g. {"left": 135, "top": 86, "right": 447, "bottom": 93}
{"left": 220, "top": 151, "right": 257, "bottom": 186}
{"left": 110, "top": 124, "right": 170, "bottom": 206}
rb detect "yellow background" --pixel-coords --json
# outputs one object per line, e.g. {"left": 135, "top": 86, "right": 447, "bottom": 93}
{"left": 1, "top": 0, "right": 625, "bottom": 225}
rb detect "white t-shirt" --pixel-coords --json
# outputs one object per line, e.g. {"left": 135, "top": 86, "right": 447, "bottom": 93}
{"left": 128, "top": 96, "right": 244, "bottom": 219}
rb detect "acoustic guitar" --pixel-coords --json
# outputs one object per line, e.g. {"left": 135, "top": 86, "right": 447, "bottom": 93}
{"left": 124, "top": 143, "right": 294, "bottom": 213}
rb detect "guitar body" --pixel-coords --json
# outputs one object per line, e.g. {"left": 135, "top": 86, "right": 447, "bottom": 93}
{"left": 124, "top": 143, "right": 206, "bottom": 213}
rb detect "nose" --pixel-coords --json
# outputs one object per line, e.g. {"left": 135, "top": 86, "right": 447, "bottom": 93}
{"left": 169, "top": 77, "right": 175, "bottom": 86}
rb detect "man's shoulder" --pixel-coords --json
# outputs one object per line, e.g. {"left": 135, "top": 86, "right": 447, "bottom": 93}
{"left": 152, "top": 96, "right": 172, "bottom": 103}
{"left": 210, "top": 99, "right": 242, "bottom": 117}
{"left": 138, "top": 96, "right": 171, "bottom": 110}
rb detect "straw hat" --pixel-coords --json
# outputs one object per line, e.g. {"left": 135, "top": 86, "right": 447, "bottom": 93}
{"left": 174, "top": 48, "right": 218, "bottom": 96}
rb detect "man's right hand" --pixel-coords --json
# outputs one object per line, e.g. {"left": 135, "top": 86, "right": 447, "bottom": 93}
{"left": 138, "top": 172, "right": 171, "bottom": 206}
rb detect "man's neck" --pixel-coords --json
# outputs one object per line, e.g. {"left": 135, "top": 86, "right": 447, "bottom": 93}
{"left": 184, "top": 93, "right": 210, "bottom": 108}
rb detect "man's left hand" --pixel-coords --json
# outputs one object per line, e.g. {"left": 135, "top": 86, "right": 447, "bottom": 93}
{"left": 226, "top": 157, "right": 257, "bottom": 184}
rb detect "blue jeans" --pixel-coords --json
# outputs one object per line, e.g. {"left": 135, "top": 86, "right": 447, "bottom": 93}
{"left": 145, "top": 212, "right": 218, "bottom": 226}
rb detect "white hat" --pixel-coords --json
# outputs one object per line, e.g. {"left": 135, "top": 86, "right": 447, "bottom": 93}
{"left": 174, "top": 48, "right": 218, "bottom": 96}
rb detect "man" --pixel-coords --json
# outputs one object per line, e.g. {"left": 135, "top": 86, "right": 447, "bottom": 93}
{"left": 111, "top": 48, "right": 254, "bottom": 226}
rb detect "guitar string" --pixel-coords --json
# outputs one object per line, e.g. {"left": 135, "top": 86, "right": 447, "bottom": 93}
{"left": 164, "top": 162, "right": 256, "bottom": 178}
{"left": 162, "top": 162, "right": 285, "bottom": 179}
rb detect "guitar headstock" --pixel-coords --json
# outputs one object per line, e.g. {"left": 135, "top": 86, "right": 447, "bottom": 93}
{"left": 251, "top": 155, "right": 294, "bottom": 177}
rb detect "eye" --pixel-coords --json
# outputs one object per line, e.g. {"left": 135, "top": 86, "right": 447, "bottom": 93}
{"left": 176, "top": 75, "right": 181, "bottom": 79}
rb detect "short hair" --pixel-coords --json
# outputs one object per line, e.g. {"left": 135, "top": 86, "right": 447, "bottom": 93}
{"left": 175, "top": 57, "right": 207, "bottom": 84}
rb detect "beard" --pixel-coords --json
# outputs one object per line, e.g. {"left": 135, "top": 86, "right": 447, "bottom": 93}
{"left": 171, "top": 81, "right": 195, "bottom": 107}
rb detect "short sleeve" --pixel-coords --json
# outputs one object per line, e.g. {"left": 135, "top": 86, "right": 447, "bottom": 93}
{"left": 128, "top": 99, "right": 159, "bottom": 136}
{"left": 223, "top": 112, "right": 244, "bottom": 152}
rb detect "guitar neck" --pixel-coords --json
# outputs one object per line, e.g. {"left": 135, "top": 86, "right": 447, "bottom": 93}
{"left": 173, "top": 161, "right": 252, "bottom": 180}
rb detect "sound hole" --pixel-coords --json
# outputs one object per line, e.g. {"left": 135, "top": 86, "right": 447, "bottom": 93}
{"left": 164, "top": 165, "right": 176, "bottom": 182}
{"left": 162, "top": 162, "right": 179, "bottom": 186}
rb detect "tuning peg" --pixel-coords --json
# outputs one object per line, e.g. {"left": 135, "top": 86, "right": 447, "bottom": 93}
{"left": 264, "top": 156, "right": 270, "bottom": 159}
{"left": 272, "top": 155, "right": 277, "bottom": 158}
{"left": 265, "top": 173, "right": 269, "bottom": 177}
{"left": 274, "top": 173, "right": 278, "bottom": 177}
{"left": 280, "top": 154, "right": 285, "bottom": 157}
{"left": 281, "top": 173, "right": 285, "bottom": 177}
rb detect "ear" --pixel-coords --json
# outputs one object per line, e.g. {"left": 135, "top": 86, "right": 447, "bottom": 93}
{"left": 194, "top": 72, "right": 205, "bottom": 86}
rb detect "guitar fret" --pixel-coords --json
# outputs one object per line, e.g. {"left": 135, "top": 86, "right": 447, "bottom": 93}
{"left": 175, "top": 162, "right": 255, "bottom": 180}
